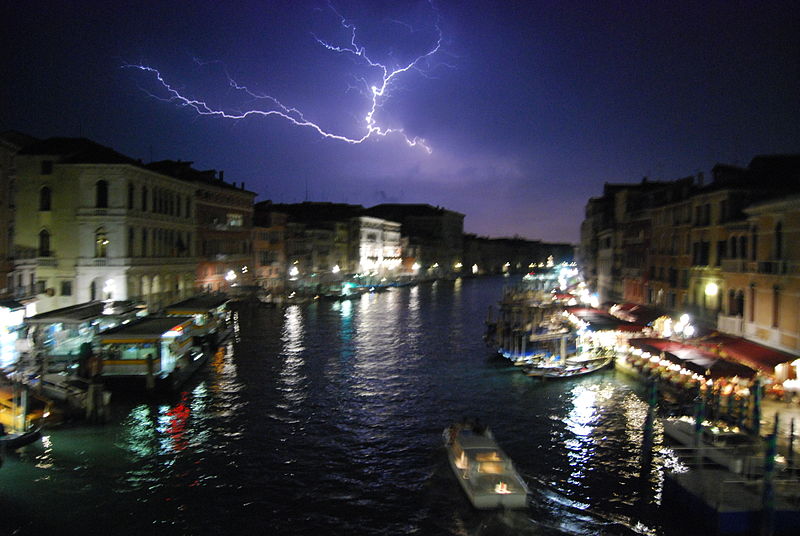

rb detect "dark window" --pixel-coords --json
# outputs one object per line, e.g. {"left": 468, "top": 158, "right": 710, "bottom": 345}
{"left": 41, "top": 160, "right": 53, "bottom": 174}
{"left": 772, "top": 286, "right": 780, "bottom": 328}
{"left": 775, "top": 222, "right": 783, "bottom": 259}
{"left": 142, "top": 186, "right": 148, "bottom": 212}
{"left": 716, "top": 241, "right": 726, "bottom": 266}
{"left": 128, "top": 183, "right": 135, "bottom": 209}
{"left": 61, "top": 280, "right": 72, "bottom": 296}
{"left": 35, "top": 280, "right": 46, "bottom": 294}
{"left": 128, "top": 227, "right": 135, "bottom": 257}
{"left": 38, "top": 229, "right": 51, "bottom": 257}
{"left": 96, "top": 180, "right": 109, "bottom": 208}
{"left": 39, "top": 186, "right": 52, "bottom": 211}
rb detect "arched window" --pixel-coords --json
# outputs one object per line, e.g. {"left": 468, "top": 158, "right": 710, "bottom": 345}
{"left": 775, "top": 222, "right": 783, "bottom": 259}
{"left": 95, "top": 228, "right": 109, "bottom": 257}
{"left": 729, "top": 236, "right": 737, "bottom": 258}
{"left": 728, "top": 289, "right": 736, "bottom": 316}
{"left": 38, "top": 229, "right": 51, "bottom": 257}
{"left": 39, "top": 186, "right": 52, "bottom": 211}
{"left": 96, "top": 180, "right": 109, "bottom": 208}
{"left": 739, "top": 236, "right": 747, "bottom": 260}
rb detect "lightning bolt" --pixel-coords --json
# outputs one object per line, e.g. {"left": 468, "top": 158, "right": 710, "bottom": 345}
{"left": 125, "top": 3, "right": 443, "bottom": 153}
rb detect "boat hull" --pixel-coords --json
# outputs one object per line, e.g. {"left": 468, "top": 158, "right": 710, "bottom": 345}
{"left": 523, "top": 356, "right": 612, "bottom": 378}
{"left": 443, "top": 423, "right": 529, "bottom": 510}
{"left": 0, "top": 426, "right": 42, "bottom": 450}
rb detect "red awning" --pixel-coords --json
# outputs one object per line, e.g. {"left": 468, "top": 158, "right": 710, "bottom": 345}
{"left": 629, "top": 338, "right": 756, "bottom": 379}
{"left": 694, "top": 334, "right": 796, "bottom": 373}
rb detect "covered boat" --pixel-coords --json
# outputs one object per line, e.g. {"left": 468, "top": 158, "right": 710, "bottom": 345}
{"left": 443, "top": 420, "right": 529, "bottom": 509}
{"left": 523, "top": 355, "right": 613, "bottom": 379}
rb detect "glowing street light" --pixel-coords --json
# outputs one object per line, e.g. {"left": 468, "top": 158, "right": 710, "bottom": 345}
{"left": 705, "top": 282, "right": 719, "bottom": 296}
{"left": 225, "top": 270, "right": 237, "bottom": 282}
{"left": 332, "top": 265, "right": 340, "bottom": 274}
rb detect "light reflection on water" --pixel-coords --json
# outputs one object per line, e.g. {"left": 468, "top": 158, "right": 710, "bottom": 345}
{"left": 2, "top": 278, "right": 688, "bottom": 535}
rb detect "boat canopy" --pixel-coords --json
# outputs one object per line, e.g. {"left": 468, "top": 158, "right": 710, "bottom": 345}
{"left": 98, "top": 316, "right": 194, "bottom": 344}
{"left": 163, "top": 295, "right": 229, "bottom": 316}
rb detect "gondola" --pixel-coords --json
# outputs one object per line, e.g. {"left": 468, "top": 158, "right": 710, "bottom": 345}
{"left": 522, "top": 355, "right": 613, "bottom": 379}
{"left": 0, "top": 425, "right": 43, "bottom": 450}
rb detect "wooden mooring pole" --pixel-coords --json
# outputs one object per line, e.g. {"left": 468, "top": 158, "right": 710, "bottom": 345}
{"left": 760, "top": 414, "right": 778, "bottom": 536}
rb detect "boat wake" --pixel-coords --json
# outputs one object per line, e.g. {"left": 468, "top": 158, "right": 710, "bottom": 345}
{"left": 521, "top": 473, "right": 659, "bottom": 536}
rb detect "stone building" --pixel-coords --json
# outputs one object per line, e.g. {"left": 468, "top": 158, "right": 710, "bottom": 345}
{"left": 147, "top": 161, "right": 255, "bottom": 292}
{"left": 0, "top": 131, "right": 38, "bottom": 298}
{"left": 13, "top": 138, "right": 198, "bottom": 313}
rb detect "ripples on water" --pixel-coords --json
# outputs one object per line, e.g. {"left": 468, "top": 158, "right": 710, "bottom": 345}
{"left": 2, "top": 278, "right": 687, "bottom": 535}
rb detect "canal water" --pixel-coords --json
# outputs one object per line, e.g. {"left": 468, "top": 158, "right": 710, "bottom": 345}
{"left": 2, "top": 277, "right": 686, "bottom": 535}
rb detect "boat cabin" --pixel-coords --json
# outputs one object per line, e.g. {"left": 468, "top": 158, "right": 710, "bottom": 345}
{"left": 163, "top": 295, "right": 230, "bottom": 341}
{"left": 452, "top": 433, "right": 514, "bottom": 475}
{"left": 97, "top": 316, "right": 198, "bottom": 380}
{"left": 24, "top": 301, "right": 146, "bottom": 371}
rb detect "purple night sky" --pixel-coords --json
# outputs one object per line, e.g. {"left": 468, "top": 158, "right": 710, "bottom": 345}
{"left": 2, "top": 1, "right": 798, "bottom": 243}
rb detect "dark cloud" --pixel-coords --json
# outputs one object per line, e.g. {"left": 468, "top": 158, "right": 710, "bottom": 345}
{"left": 2, "top": 0, "right": 798, "bottom": 243}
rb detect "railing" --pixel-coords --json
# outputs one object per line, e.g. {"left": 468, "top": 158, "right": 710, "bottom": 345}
{"left": 716, "top": 314, "right": 744, "bottom": 336}
{"left": 758, "top": 260, "right": 788, "bottom": 275}
{"left": 37, "top": 257, "right": 58, "bottom": 267}
{"left": 721, "top": 258, "right": 749, "bottom": 273}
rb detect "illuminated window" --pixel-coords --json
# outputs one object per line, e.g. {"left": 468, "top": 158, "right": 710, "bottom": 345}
{"left": 95, "top": 228, "right": 109, "bottom": 257}
{"left": 227, "top": 213, "right": 243, "bottom": 227}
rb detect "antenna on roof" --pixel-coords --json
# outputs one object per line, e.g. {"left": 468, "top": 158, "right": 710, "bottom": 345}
{"left": 304, "top": 178, "right": 309, "bottom": 202}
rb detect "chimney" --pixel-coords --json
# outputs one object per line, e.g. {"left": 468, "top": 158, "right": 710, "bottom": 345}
{"left": 696, "top": 171, "right": 704, "bottom": 187}
{"left": 219, "top": 170, "right": 225, "bottom": 181}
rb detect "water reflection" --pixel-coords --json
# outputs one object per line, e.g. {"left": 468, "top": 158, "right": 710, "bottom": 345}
{"left": 277, "top": 306, "right": 308, "bottom": 415}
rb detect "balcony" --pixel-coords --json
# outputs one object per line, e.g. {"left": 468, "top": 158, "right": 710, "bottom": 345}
{"left": 37, "top": 257, "right": 58, "bottom": 267}
{"left": 720, "top": 259, "right": 752, "bottom": 273}
{"left": 76, "top": 207, "right": 126, "bottom": 218}
{"left": 716, "top": 313, "right": 744, "bottom": 336}
{"left": 758, "top": 260, "right": 789, "bottom": 275}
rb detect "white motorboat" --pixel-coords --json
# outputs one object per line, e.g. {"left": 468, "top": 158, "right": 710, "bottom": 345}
{"left": 443, "top": 420, "right": 529, "bottom": 509}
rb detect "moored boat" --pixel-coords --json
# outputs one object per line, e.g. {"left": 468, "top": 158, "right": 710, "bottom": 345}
{"left": 443, "top": 419, "right": 529, "bottom": 509}
{"left": 660, "top": 416, "right": 782, "bottom": 475}
{"left": 0, "top": 424, "right": 42, "bottom": 450}
{"left": 522, "top": 355, "right": 612, "bottom": 379}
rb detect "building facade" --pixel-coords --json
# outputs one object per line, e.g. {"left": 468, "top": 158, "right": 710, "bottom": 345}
{"left": 147, "top": 161, "right": 255, "bottom": 292}
{"left": 14, "top": 138, "right": 198, "bottom": 313}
